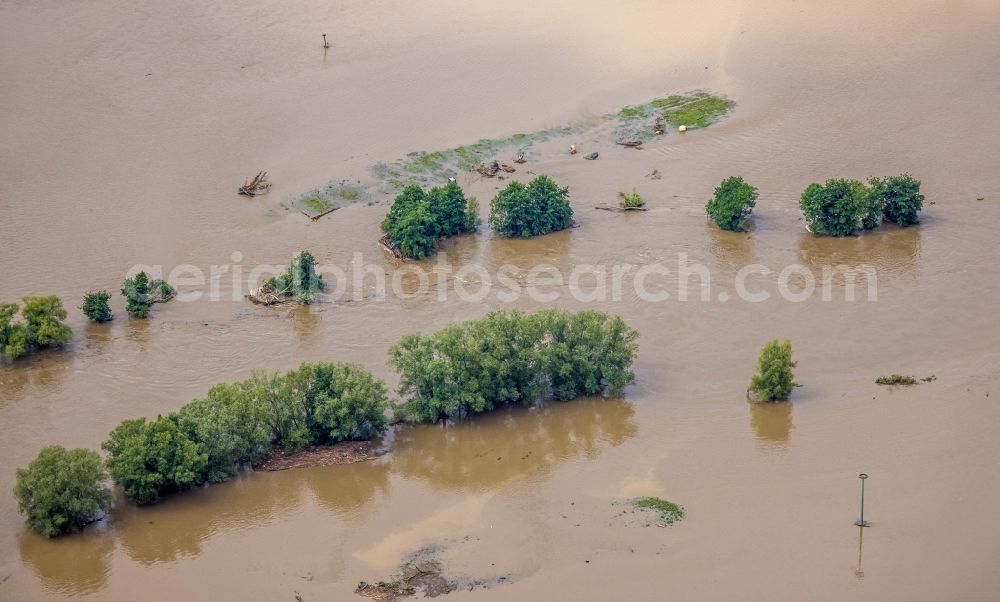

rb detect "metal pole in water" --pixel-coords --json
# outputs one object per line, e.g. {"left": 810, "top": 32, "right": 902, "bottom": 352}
{"left": 854, "top": 473, "right": 871, "bottom": 527}
{"left": 322, "top": 33, "right": 330, "bottom": 49}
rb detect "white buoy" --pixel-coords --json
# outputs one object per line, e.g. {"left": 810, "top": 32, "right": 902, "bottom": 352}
{"left": 569, "top": 144, "right": 577, "bottom": 155}
{"left": 678, "top": 125, "right": 687, "bottom": 132}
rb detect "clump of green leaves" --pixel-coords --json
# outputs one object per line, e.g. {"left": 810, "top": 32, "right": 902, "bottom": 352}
{"left": 630, "top": 496, "right": 685, "bottom": 524}
{"left": 102, "top": 361, "right": 389, "bottom": 504}
{"left": 14, "top": 446, "right": 112, "bottom": 537}
{"left": 266, "top": 251, "right": 325, "bottom": 304}
{"left": 875, "top": 374, "right": 918, "bottom": 386}
{"left": 618, "top": 188, "right": 645, "bottom": 209}
{"left": 121, "top": 272, "right": 175, "bottom": 318}
{"left": 706, "top": 176, "right": 758, "bottom": 231}
{"left": 0, "top": 296, "right": 73, "bottom": 361}
{"left": 870, "top": 174, "right": 924, "bottom": 226}
{"left": 381, "top": 182, "right": 479, "bottom": 259}
{"left": 799, "top": 179, "right": 880, "bottom": 236}
{"left": 748, "top": 339, "right": 796, "bottom": 402}
{"left": 390, "top": 310, "right": 638, "bottom": 422}
{"left": 81, "top": 291, "right": 113, "bottom": 323}
{"left": 489, "top": 175, "right": 573, "bottom": 238}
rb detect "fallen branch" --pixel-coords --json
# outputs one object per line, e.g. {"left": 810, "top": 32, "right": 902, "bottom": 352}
{"left": 595, "top": 204, "right": 648, "bottom": 212}
{"left": 238, "top": 171, "right": 271, "bottom": 196}
{"left": 301, "top": 206, "right": 339, "bottom": 221}
{"left": 378, "top": 234, "right": 406, "bottom": 261}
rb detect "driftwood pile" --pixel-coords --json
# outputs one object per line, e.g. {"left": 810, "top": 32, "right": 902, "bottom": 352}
{"left": 512, "top": 150, "right": 527, "bottom": 164}
{"left": 476, "top": 160, "right": 516, "bottom": 177}
{"left": 655, "top": 117, "right": 665, "bottom": 135}
{"left": 244, "top": 282, "right": 291, "bottom": 306}
{"left": 238, "top": 171, "right": 271, "bottom": 196}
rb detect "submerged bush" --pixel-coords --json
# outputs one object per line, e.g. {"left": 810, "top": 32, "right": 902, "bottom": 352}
{"left": 748, "top": 339, "right": 796, "bottom": 402}
{"left": 81, "top": 291, "right": 113, "bottom": 323}
{"left": 875, "top": 374, "right": 917, "bottom": 386}
{"left": 266, "top": 251, "right": 325, "bottom": 304}
{"left": 0, "top": 296, "right": 73, "bottom": 361}
{"left": 706, "top": 176, "right": 758, "bottom": 231}
{"left": 630, "top": 496, "right": 685, "bottom": 524}
{"left": 618, "top": 188, "right": 645, "bottom": 209}
{"left": 14, "top": 446, "right": 112, "bottom": 537}
{"left": 489, "top": 175, "right": 572, "bottom": 238}
{"left": 800, "top": 179, "right": 875, "bottom": 236}
{"left": 390, "top": 310, "right": 638, "bottom": 422}
{"left": 381, "top": 182, "right": 478, "bottom": 259}
{"left": 870, "top": 174, "right": 924, "bottom": 226}
{"left": 122, "top": 271, "right": 175, "bottom": 318}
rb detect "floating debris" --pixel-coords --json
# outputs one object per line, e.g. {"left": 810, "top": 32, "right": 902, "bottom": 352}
{"left": 477, "top": 160, "right": 501, "bottom": 177}
{"left": 238, "top": 171, "right": 271, "bottom": 196}
{"left": 512, "top": 150, "right": 526, "bottom": 164}
{"left": 654, "top": 117, "right": 665, "bottom": 135}
{"left": 617, "top": 140, "right": 643, "bottom": 148}
{"left": 244, "top": 282, "right": 291, "bottom": 306}
{"left": 583, "top": 152, "right": 599, "bottom": 160}
{"left": 646, "top": 169, "right": 662, "bottom": 180}
{"left": 378, "top": 234, "right": 406, "bottom": 261}
{"left": 569, "top": 144, "right": 577, "bottom": 155}
{"left": 500, "top": 163, "right": 516, "bottom": 173}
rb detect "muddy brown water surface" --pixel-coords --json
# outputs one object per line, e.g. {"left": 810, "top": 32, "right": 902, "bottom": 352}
{"left": 3, "top": 0, "right": 1000, "bottom": 600}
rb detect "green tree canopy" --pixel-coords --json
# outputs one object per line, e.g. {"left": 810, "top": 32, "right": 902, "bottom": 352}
{"left": 14, "top": 446, "right": 112, "bottom": 537}
{"left": 706, "top": 176, "right": 758, "bottom": 231}
{"left": 102, "top": 416, "right": 208, "bottom": 505}
{"left": 81, "top": 291, "right": 113, "bottom": 323}
{"left": 122, "top": 272, "right": 174, "bottom": 318}
{"left": 489, "top": 175, "right": 572, "bottom": 238}
{"left": 266, "top": 251, "right": 325, "bottom": 304}
{"left": 390, "top": 310, "right": 638, "bottom": 422}
{"left": 381, "top": 182, "right": 478, "bottom": 259}
{"left": 0, "top": 296, "right": 72, "bottom": 361}
{"left": 799, "top": 179, "right": 877, "bottom": 236}
{"left": 748, "top": 339, "right": 796, "bottom": 402}
{"left": 871, "top": 174, "right": 924, "bottom": 226}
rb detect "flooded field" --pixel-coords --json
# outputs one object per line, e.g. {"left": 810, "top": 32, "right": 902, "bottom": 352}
{"left": 2, "top": 0, "right": 1000, "bottom": 599}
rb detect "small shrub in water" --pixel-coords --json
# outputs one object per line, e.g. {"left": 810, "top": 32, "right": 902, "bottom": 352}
{"left": 748, "top": 339, "right": 796, "bottom": 402}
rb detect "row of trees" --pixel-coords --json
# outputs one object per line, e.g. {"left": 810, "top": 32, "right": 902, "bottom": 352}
{"left": 800, "top": 174, "right": 924, "bottom": 236}
{"left": 381, "top": 176, "right": 573, "bottom": 259}
{"left": 390, "top": 310, "right": 639, "bottom": 422}
{"left": 14, "top": 308, "right": 639, "bottom": 534}
{"left": 101, "top": 362, "right": 389, "bottom": 505}
{"left": 381, "top": 182, "right": 479, "bottom": 259}
{"left": 1, "top": 273, "right": 178, "bottom": 362}
{"left": 706, "top": 174, "right": 924, "bottom": 234}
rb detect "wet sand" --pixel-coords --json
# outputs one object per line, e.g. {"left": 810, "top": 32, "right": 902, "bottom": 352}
{"left": 2, "top": 0, "right": 1000, "bottom": 600}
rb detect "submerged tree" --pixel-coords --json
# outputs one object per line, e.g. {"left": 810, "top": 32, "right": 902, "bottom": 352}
{"left": 748, "top": 339, "right": 796, "bottom": 402}
{"left": 0, "top": 296, "right": 73, "bottom": 361}
{"left": 121, "top": 272, "right": 175, "bottom": 318}
{"left": 800, "top": 179, "right": 877, "bottom": 236}
{"left": 14, "top": 446, "right": 113, "bottom": 537}
{"left": 81, "top": 291, "right": 113, "bottom": 323}
{"left": 381, "top": 182, "right": 478, "bottom": 259}
{"left": 102, "top": 416, "right": 208, "bottom": 505}
{"left": 870, "top": 174, "right": 924, "bottom": 226}
{"left": 489, "top": 175, "right": 572, "bottom": 238}
{"left": 390, "top": 309, "right": 638, "bottom": 422}
{"left": 266, "top": 251, "right": 325, "bottom": 304}
{"left": 706, "top": 176, "right": 758, "bottom": 231}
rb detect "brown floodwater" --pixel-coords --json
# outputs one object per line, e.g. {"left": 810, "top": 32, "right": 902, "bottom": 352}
{"left": 2, "top": 0, "right": 1000, "bottom": 599}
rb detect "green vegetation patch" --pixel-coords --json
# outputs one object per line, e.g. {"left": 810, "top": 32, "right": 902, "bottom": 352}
{"left": 303, "top": 197, "right": 334, "bottom": 214}
{"left": 875, "top": 374, "right": 918, "bottom": 386}
{"left": 288, "top": 180, "right": 368, "bottom": 217}
{"left": 616, "top": 91, "right": 734, "bottom": 142}
{"left": 630, "top": 496, "right": 685, "bottom": 525}
{"left": 372, "top": 126, "right": 578, "bottom": 191}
